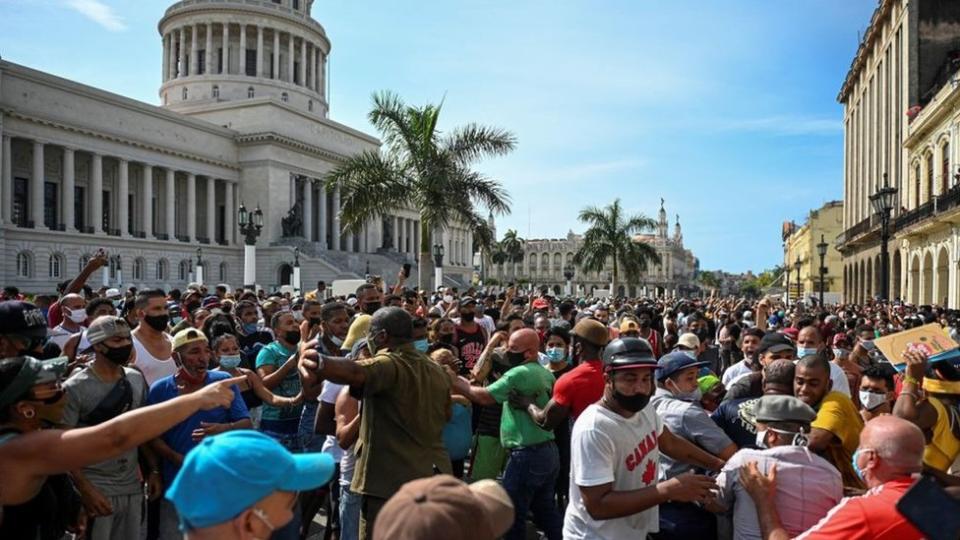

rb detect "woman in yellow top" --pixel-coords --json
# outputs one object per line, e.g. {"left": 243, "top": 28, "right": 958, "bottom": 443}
{"left": 893, "top": 350, "right": 960, "bottom": 474}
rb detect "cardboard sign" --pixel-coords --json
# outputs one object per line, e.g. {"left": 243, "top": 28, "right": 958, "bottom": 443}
{"left": 874, "top": 323, "right": 957, "bottom": 368}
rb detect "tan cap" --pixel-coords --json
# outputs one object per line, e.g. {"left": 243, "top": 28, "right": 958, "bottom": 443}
{"left": 675, "top": 332, "right": 700, "bottom": 350}
{"left": 572, "top": 318, "right": 610, "bottom": 347}
{"left": 86, "top": 316, "right": 131, "bottom": 346}
{"left": 619, "top": 319, "right": 640, "bottom": 333}
{"left": 172, "top": 328, "right": 208, "bottom": 351}
{"left": 373, "top": 475, "right": 514, "bottom": 540}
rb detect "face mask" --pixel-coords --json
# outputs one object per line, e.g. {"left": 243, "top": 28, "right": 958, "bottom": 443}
{"left": 176, "top": 364, "right": 206, "bottom": 386}
{"left": 309, "top": 317, "right": 322, "bottom": 327}
{"left": 668, "top": 379, "right": 702, "bottom": 402}
{"left": 439, "top": 333, "right": 454, "bottom": 344}
{"left": 694, "top": 328, "right": 711, "bottom": 343}
{"left": 101, "top": 343, "right": 133, "bottom": 365}
{"left": 143, "top": 314, "right": 170, "bottom": 332}
{"left": 506, "top": 350, "right": 526, "bottom": 367}
{"left": 292, "top": 311, "right": 305, "bottom": 322}
{"left": 610, "top": 379, "right": 650, "bottom": 412}
{"left": 413, "top": 339, "right": 429, "bottom": 353}
{"left": 546, "top": 347, "right": 568, "bottom": 365}
{"left": 65, "top": 308, "right": 87, "bottom": 324}
{"left": 859, "top": 390, "right": 888, "bottom": 411}
{"left": 242, "top": 322, "right": 259, "bottom": 334}
{"left": 797, "top": 347, "right": 818, "bottom": 358}
{"left": 363, "top": 302, "right": 382, "bottom": 316}
{"left": 36, "top": 390, "right": 68, "bottom": 424}
{"left": 755, "top": 429, "right": 769, "bottom": 449}
{"left": 639, "top": 319, "right": 651, "bottom": 328}
{"left": 330, "top": 335, "right": 344, "bottom": 347}
{"left": 283, "top": 330, "right": 302, "bottom": 344}
{"left": 171, "top": 316, "right": 184, "bottom": 326}
{"left": 833, "top": 348, "right": 849, "bottom": 359}
{"left": 219, "top": 354, "right": 242, "bottom": 370}
{"left": 460, "top": 312, "right": 475, "bottom": 322}
{"left": 443, "top": 295, "right": 454, "bottom": 304}
{"left": 851, "top": 448, "right": 868, "bottom": 482}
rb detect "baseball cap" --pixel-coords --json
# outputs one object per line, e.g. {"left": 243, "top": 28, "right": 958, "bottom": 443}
{"left": 104, "top": 288, "right": 122, "bottom": 300}
{"left": 754, "top": 395, "right": 816, "bottom": 424}
{"left": 757, "top": 332, "right": 796, "bottom": 356}
{"left": 781, "top": 327, "right": 799, "bottom": 342}
{"left": 674, "top": 332, "right": 700, "bottom": 350}
{"left": 201, "top": 296, "right": 222, "bottom": 310}
{"left": 167, "top": 430, "right": 335, "bottom": 530}
{"left": 532, "top": 298, "right": 550, "bottom": 311}
{"left": 460, "top": 296, "right": 477, "bottom": 306}
{"left": 656, "top": 351, "right": 709, "bottom": 381}
{"left": 86, "top": 316, "right": 131, "bottom": 346}
{"left": 572, "top": 318, "right": 610, "bottom": 347}
{"left": 373, "top": 475, "right": 514, "bottom": 540}
{"left": 0, "top": 356, "right": 68, "bottom": 408}
{"left": 697, "top": 374, "right": 722, "bottom": 395}
{"left": 0, "top": 301, "right": 48, "bottom": 339}
{"left": 172, "top": 328, "right": 208, "bottom": 351}
{"left": 619, "top": 320, "right": 640, "bottom": 333}
{"left": 831, "top": 333, "right": 852, "bottom": 348}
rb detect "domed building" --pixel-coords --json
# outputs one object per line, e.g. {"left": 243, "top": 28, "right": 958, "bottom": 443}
{"left": 0, "top": 0, "right": 476, "bottom": 291}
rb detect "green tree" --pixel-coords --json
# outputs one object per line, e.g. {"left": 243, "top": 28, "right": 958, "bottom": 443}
{"left": 325, "top": 91, "right": 516, "bottom": 289}
{"left": 698, "top": 271, "right": 721, "bottom": 292}
{"left": 573, "top": 198, "right": 661, "bottom": 294}
{"left": 472, "top": 218, "right": 496, "bottom": 281}
{"left": 497, "top": 229, "right": 525, "bottom": 281}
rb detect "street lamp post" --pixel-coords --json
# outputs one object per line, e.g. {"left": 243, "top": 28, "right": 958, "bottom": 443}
{"left": 195, "top": 248, "right": 204, "bottom": 286}
{"left": 563, "top": 264, "right": 575, "bottom": 297}
{"left": 238, "top": 202, "right": 264, "bottom": 290}
{"left": 794, "top": 256, "right": 802, "bottom": 307}
{"left": 817, "top": 235, "right": 828, "bottom": 307}
{"left": 292, "top": 247, "right": 301, "bottom": 295}
{"left": 433, "top": 244, "right": 445, "bottom": 291}
{"left": 785, "top": 263, "right": 791, "bottom": 307}
{"left": 869, "top": 173, "right": 899, "bottom": 302}
{"left": 114, "top": 255, "right": 122, "bottom": 288}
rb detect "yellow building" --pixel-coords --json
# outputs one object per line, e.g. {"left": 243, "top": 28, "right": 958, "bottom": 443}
{"left": 783, "top": 201, "right": 844, "bottom": 304}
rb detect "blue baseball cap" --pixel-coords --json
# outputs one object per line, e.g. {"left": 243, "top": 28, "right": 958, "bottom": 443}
{"left": 656, "top": 351, "right": 710, "bottom": 381}
{"left": 167, "top": 430, "right": 335, "bottom": 530}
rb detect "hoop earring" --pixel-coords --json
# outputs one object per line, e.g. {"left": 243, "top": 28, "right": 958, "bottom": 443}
{"left": 23, "top": 408, "right": 35, "bottom": 419}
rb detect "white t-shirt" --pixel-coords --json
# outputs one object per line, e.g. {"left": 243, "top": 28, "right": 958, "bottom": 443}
{"left": 564, "top": 402, "right": 664, "bottom": 539}
{"left": 319, "top": 381, "right": 345, "bottom": 462}
{"left": 828, "top": 361, "right": 851, "bottom": 397}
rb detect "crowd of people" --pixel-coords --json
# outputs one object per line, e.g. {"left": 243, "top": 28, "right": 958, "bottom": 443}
{"left": 2, "top": 253, "right": 960, "bottom": 539}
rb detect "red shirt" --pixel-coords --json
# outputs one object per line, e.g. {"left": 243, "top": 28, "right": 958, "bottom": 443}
{"left": 795, "top": 478, "right": 922, "bottom": 540}
{"left": 552, "top": 359, "right": 605, "bottom": 420}
{"left": 47, "top": 300, "right": 63, "bottom": 328}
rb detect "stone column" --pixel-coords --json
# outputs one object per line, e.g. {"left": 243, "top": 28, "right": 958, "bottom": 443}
{"left": 0, "top": 135, "right": 10, "bottom": 224}
{"left": 332, "top": 185, "right": 341, "bottom": 250}
{"left": 31, "top": 141, "right": 45, "bottom": 229}
{"left": 162, "top": 33, "right": 170, "bottom": 83}
{"left": 307, "top": 44, "right": 314, "bottom": 89}
{"left": 206, "top": 176, "right": 216, "bottom": 242}
{"left": 63, "top": 147, "right": 75, "bottom": 232}
{"left": 239, "top": 25, "right": 247, "bottom": 75}
{"left": 302, "top": 178, "right": 313, "bottom": 241}
{"left": 142, "top": 164, "right": 153, "bottom": 238}
{"left": 165, "top": 169, "right": 175, "bottom": 239}
{"left": 318, "top": 185, "right": 328, "bottom": 249}
{"left": 299, "top": 37, "right": 307, "bottom": 86}
{"left": 393, "top": 215, "right": 400, "bottom": 252}
{"left": 90, "top": 153, "right": 102, "bottom": 233}
{"left": 224, "top": 181, "right": 234, "bottom": 244}
{"left": 319, "top": 55, "right": 326, "bottom": 97}
{"left": 398, "top": 218, "right": 406, "bottom": 254}
{"left": 117, "top": 158, "right": 129, "bottom": 236}
{"left": 346, "top": 230, "right": 354, "bottom": 253}
{"left": 191, "top": 24, "right": 199, "bottom": 76}
{"left": 273, "top": 29, "right": 280, "bottom": 80}
{"left": 179, "top": 27, "right": 187, "bottom": 78}
{"left": 186, "top": 173, "right": 196, "bottom": 241}
{"left": 205, "top": 23, "right": 213, "bottom": 75}
{"left": 256, "top": 26, "right": 264, "bottom": 78}
{"left": 221, "top": 22, "right": 229, "bottom": 74}
{"left": 288, "top": 33, "right": 295, "bottom": 83}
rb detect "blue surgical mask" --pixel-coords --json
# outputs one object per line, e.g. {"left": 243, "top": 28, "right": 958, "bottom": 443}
{"left": 832, "top": 348, "right": 849, "bottom": 359}
{"left": 242, "top": 322, "right": 259, "bottom": 334}
{"left": 851, "top": 448, "right": 868, "bottom": 481}
{"left": 546, "top": 347, "right": 568, "bottom": 365}
{"left": 219, "top": 354, "right": 242, "bottom": 370}
{"left": 667, "top": 379, "right": 702, "bottom": 402}
{"left": 413, "top": 338, "right": 429, "bottom": 353}
{"left": 796, "top": 347, "right": 818, "bottom": 358}
{"left": 171, "top": 316, "right": 184, "bottom": 326}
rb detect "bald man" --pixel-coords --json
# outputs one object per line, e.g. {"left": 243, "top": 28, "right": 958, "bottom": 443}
{"left": 740, "top": 415, "right": 924, "bottom": 540}
{"left": 50, "top": 293, "right": 87, "bottom": 350}
{"left": 451, "top": 328, "right": 563, "bottom": 540}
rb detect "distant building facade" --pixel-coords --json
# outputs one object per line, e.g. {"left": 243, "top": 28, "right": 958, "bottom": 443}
{"left": 782, "top": 201, "right": 844, "bottom": 303}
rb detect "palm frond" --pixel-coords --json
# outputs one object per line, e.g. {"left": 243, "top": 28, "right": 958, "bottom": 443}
{"left": 444, "top": 124, "right": 517, "bottom": 165}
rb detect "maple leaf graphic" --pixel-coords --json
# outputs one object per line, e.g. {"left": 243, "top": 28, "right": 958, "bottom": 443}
{"left": 642, "top": 459, "right": 656, "bottom": 484}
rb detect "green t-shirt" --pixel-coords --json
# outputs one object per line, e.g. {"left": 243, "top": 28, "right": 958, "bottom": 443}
{"left": 255, "top": 341, "right": 302, "bottom": 428}
{"left": 487, "top": 362, "right": 555, "bottom": 448}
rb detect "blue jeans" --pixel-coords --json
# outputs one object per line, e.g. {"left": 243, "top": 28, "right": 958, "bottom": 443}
{"left": 339, "top": 482, "right": 361, "bottom": 540}
{"left": 501, "top": 441, "right": 562, "bottom": 540}
{"left": 299, "top": 401, "right": 322, "bottom": 452}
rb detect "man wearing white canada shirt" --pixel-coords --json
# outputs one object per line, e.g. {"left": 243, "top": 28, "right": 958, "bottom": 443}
{"left": 564, "top": 338, "right": 725, "bottom": 540}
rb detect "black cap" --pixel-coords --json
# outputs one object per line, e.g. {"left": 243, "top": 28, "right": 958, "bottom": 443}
{"left": 602, "top": 337, "right": 658, "bottom": 371}
{"left": 757, "top": 332, "right": 795, "bottom": 356}
{"left": 0, "top": 301, "right": 48, "bottom": 339}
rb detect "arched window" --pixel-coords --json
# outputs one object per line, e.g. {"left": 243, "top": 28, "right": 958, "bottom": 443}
{"left": 308, "top": 100, "right": 313, "bottom": 112}
{"left": 79, "top": 254, "right": 91, "bottom": 273}
{"left": 16, "top": 251, "right": 32, "bottom": 278}
{"left": 48, "top": 253, "right": 63, "bottom": 279}
{"left": 219, "top": 261, "right": 228, "bottom": 281}
{"left": 247, "top": 87, "right": 255, "bottom": 99}
{"left": 927, "top": 152, "right": 935, "bottom": 201}
{"left": 179, "top": 260, "right": 190, "bottom": 281}
{"left": 212, "top": 85, "right": 220, "bottom": 99}
{"left": 157, "top": 259, "right": 168, "bottom": 281}
{"left": 915, "top": 163, "right": 922, "bottom": 208}
{"left": 133, "top": 257, "right": 145, "bottom": 281}
{"left": 942, "top": 141, "right": 951, "bottom": 192}
{"left": 182, "top": 87, "right": 188, "bottom": 100}
{"left": 109, "top": 257, "right": 120, "bottom": 279}
{"left": 281, "top": 92, "right": 289, "bottom": 102}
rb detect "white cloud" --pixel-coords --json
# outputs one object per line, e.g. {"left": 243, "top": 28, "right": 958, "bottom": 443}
{"left": 64, "top": 0, "right": 125, "bottom": 32}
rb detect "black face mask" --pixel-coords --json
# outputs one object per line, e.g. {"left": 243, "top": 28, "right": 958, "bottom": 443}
{"left": 460, "top": 312, "right": 475, "bottom": 322}
{"left": 639, "top": 319, "right": 651, "bottom": 328}
{"left": 284, "top": 330, "right": 302, "bottom": 344}
{"left": 506, "top": 350, "right": 526, "bottom": 367}
{"left": 613, "top": 388, "right": 650, "bottom": 412}
{"left": 309, "top": 317, "right": 323, "bottom": 327}
{"left": 694, "top": 327, "right": 711, "bottom": 343}
{"left": 101, "top": 344, "right": 133, "bottom": 365}
{"left": 363, "top": 302, "right": 382, "bottom": 316}
{"left": 439, "top": 333, "right": 454, "bottom": 344}
{"left": 143, "top": 314, "right": 170, "bottom": 332}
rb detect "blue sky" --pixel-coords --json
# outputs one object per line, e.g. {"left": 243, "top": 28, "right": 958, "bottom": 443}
{"left": 0, "top": 0, "right": 877, "bottom": 273}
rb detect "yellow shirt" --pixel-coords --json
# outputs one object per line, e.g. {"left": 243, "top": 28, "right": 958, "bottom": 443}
{"left": 811, "top": 390, "right": 864, "bottom": 489}
{"left": 923, "top": 396, "right": 960, "bottom": 472}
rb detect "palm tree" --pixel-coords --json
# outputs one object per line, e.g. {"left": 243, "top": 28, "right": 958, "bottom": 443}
{"left": 573, "top": 198, "right": 660, "bottom": 294}
{"left": 325, "top": 91, "right": 516, "bottom": 289}
{"left": 697, "top": 270, "right": 721, "bottom": 294}
{"left": 499, "top": 229, "right": 525, "bottom": 281}
{"left": 472, "top": 218, "right": 496, "bottom": 281}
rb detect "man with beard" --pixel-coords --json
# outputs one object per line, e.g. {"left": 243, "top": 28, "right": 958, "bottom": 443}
{"left": 564, "top": 338, "right": 722, "bottom": 539}
{"left": 721, "top": 327, "right": 765, "bottom": 386}
{"left": 62, "top": 316, "right": 156, "bottom": 540}
{"left": 131, "top": 289, "right": 176, "bottom": 387}
{"left": 356, "top": 283, "right": 383, "bottom": 316}
{"left": 147, "top": 328, "right": 251, "bottom": 538}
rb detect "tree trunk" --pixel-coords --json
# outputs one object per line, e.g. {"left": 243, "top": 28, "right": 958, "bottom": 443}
{"left": 612, "top": 256, "right": 618, "bottom": 296}
{"left": 418, "top": 218, "right": 433, "bottom": 292}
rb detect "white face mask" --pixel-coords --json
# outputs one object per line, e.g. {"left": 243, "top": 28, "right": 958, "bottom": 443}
{"left": 859, "top": 390, "right": 888, "bottom": 411}
{"left": 443, "top": 295, "right": 454, "bottom": 304}
{"left": 66, "top": 307, "right": 87, "bottom": 324}
{"left": 292, "top": 310, "right": 304, "bottom": 322}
